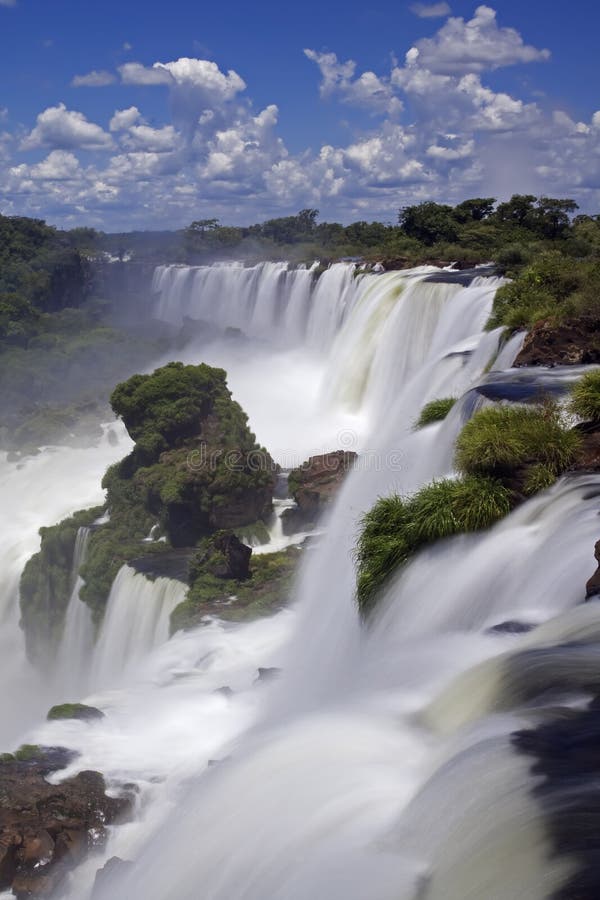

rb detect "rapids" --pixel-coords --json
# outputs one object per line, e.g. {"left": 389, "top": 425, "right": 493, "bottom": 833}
{"left": 0, "top": 262, "right": 597, "bottom": 899}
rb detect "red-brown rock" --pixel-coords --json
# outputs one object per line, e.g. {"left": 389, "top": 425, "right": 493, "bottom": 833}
{"left": 514, "top": 316, "right": 600, "bottom": 367}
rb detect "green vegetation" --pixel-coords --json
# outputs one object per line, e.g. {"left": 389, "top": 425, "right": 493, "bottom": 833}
{"left": 79, "top": 362, "right": 276, "bottom": 620}
{"left": 569, "top": 370, "right": 600, "bottom": 424}
{"left": 47, "top": 703, "right": 104, "bottom": 721}
{"left": 488, "top": 253, "right": 600, "bottom": 330}
{"left": 455, "top": 403, "right": 580, "bottom": 485}
{"left": 14, "top": 745, "right": 43, "bottom": 762}
{"left": 19, "top": 506, "right": 103, "bottom": 665}
{"left": 415, "top": 397, "right": 457, "bottom": 429}
{"left": 357, "top": 398, "right": 583, "bottom": 615}
{"left": 356, "top": 476, "right": 511, "bottom": 616}
{"left": 171, "top": 545, "right": 300, "bottom": 632}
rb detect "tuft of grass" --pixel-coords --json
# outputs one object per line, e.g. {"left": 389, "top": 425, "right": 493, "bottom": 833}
{"left": 569, "top": 370, "right": 600, "bottom": 424}
{"left": 355, "top": 475, "right": 511, "bottom": 617}
{"left": 523, "top": 463, "right": 558, "bottom": 496}
{"left": 414, "top": 397, "right": 457, "bottom": 429}
{"left": 455, "top": 403, "right": 581, "bottom": 479}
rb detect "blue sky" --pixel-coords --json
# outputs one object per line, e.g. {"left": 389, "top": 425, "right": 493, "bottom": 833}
{"left": 1, "top": 0, "right": 599, "bottom": 230}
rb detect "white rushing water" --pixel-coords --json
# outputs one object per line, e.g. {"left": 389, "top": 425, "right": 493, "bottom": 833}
{"left": 2, "top": 262, "right": 597, "bottom": 900}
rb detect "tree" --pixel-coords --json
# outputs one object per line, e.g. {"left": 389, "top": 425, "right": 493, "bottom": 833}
{"left": 535, "top": 197, "right": 579, "bottom": 239}
{"left": 398, "top": 202, "right": 458, "bottom": 246}
{"left": 494, "top": 194, "right": 538, "bottom": 229}
{"left": 453, "top": 198, "right": 496, "bottom": 223}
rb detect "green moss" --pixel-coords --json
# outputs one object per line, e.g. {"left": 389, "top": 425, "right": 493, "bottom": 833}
{"left": 171, "top": 546, "right": 300, "bottom": 632}
{"left": 569, "top": 370, "right": 600, "bottom": 424}
{"left": 14, "top": 744, "right": 42, "bottom": 762}
{"left": 0, "top": 754, "right": 15, "bottom": 764}
{"left": 47, "top": 703, "right": 104, "bottom": 721}
{"left": 355, "top": 476, "right": 511, "bottom": 616}
{"left": 414, "top": 397, "right": 457, "bottom": 429}
{"left": 455, "top": 403, "right": 581, "bottom": 480}
{"left": 234, "top": 520, "right": 271, "bottom": 546}
{"left": 19, "top": 505, "right": 104, "bottom": 665}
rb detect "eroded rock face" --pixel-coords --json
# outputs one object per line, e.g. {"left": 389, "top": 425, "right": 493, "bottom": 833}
{"left": 514, "top": 316, "right": 600, "bottom": 367}
{"left": 586, "top": 540, "right": 600, "bottom": 599}
{"left": 0, "top": 748, "right": 131, "bottom": 899}
{"left": 282, "top": 451, "right": 357, "bottom": 534}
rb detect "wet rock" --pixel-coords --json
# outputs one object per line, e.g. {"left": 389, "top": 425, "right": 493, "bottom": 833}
{"left": 92, "top": 856, "right": 134, "bottom": 899}
{"left": 257, "top": 667, "right": 281, "bottom": 682}
{"left": 192, "top": 531, "right": 252, "bottom": 581}
{"left": 486, "top": 620, "right": 536, "bottom": 635}
{"left": 282, "top": 451, "right": 357, "bottom": 534}
{"left": 0, "top": 748, "right": 131, "bottom": 898}
{"left": 586, "top": 540, "right": 600, "bottom": 599}
{"left": 47, "top": 703, "right": 104, "bottom": 722}
{"left": 214, "top": 686, "right": 234, "bottom": 698}
{"left": 514, "top": 316, "right": 600, "bottom": 367}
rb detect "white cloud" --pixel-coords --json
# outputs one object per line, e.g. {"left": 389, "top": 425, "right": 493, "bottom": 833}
{"left": 122, "top": 124, "right": 179, "bottom": 153}
{"left": 304, "top": 49, "right": 402, "bottom": 115}
{"left": 409, "top": 5, "right": 550, "bottom": 74}
{"left": 0, "top": 1, "right": 17, "bottom": 7}
{"left": 71, "top": 70, "right": 116, "bottom": 88}
{"left": 0, "top": 107, "right": 7, "bottom": 121}
{"left": 21, "top": 103, "right": 113, "bottom": 151}
{"left": 11, "top": 150, "right": 81, "bottom": 181}
{"left": 118, "top": 62, "right": 172, "bottom": 86}
{"left": 410, "top": 2, "right": 451, "bottom": 18}
{"left": 109, "top": 106, "right": 142, "bottom": 132}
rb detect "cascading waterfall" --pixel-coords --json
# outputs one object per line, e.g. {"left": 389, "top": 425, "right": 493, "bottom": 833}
{"left": 54, "top": 526, "right": 94, "bottom": 694}
{"left": 5, "top": 263, "right": 598, "bottom": 900}
{"left": 90, "top": 565, "right": 186, "bottom": 688}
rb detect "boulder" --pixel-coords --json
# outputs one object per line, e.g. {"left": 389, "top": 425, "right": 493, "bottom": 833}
{"left": 282, "top": 451, "right": 357, "bottom": 534}
{"left": 191, "top": 531, "right": 252, "bottom": 581}
{"left": 47, "top": 703, "right": 104, "bottom": 722}
{"left": 92, "top": 857, "right": 134, "bottom": 899}
{"left": 514, "top": 316, "right": 600, "bottom": 367}
{"left": 0, "top": 747, "right": 131, "bottom": 898}
{"left": 586, "top": 540, "right": 600, "bottom": 599}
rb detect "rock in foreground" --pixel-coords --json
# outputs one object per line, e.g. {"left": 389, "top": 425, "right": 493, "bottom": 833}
{"left": 282, "top": 451, "right": 357, "bottom": 534}
{"left": 0, "top": 747, "right": 130, "bottom": 899}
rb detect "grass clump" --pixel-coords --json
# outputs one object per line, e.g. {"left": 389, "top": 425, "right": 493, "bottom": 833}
{"left": 356, "top": 476, "right": 511, "bottom": 616}
{"left": 414, "top": 397, "right": 457, "bottom": 429}
{"left": 569, "top": 370, "right": 600, "bottom": 424}
{"left": 454, "top": 403, "right": 580, "bottom": 481}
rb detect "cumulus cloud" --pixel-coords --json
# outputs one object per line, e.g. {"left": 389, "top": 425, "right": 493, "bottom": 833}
{"left": 109, "top": 106, "right": 142, "bottom": 132}
{"left": 0, "top": 1, "right": 17, "bottom": 7}
{"left": 408, "top": 5, "right": 550, "bottom": 74}
{"left": 71, "top": 70, "right": 116, "bottom": 88}
{"left": 304, "top": 49, "right": 402, "bottom": 115}
{"left": 118, "top": 62, "right": 172, "bottom": 86}
{"left": 21, "top": 103, "right": 113, "bottom": 151}
{"left": 11, "top": 150, "right": 81, "bottom": 181}
{"left": 122, "top": 124, "right": 180, "bottom": 153}
{"left": 410, "top": 2, "right": 451, "bottom": 18}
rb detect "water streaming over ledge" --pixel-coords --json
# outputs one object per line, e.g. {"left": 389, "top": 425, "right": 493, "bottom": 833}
{"left": 1, "top": 262, "right": 598, "bottom": 899}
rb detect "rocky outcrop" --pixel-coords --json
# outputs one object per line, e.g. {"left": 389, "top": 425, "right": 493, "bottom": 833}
{"left": 0, "top": 747, "right": 130, "bottom": 899}
{"left": 282, "top": 451, "right": 357, "bottom": 534}
{"left": 514, "top": 316, "right": 600, "bottom": 367}
{"left": 47, "top": 703, "right": 104, "bottom": 722}
{"left": 586, "top": 540, "right": 600, "bottom": 599}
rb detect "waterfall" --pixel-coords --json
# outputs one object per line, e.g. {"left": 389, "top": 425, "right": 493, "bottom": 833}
{"left": 7, "top": 263, "right": 599, "bottom": 900}
{"left": 90, "top": 566, "right": 186, "bottom": 688}
{"left": 54, "top": 527, "right": 94, "bottom": 694}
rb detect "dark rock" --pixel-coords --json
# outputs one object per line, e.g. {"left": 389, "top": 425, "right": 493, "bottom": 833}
{"left": 214, "top": 686, "right": 234, "bottom": 698}
{"left": 257, "top": 667, "right": 282, "bottom": 682}
{"left": 0, "top": 748, "right": 131, "bottom": 898}
{"left": 283, "top": 451, "right": 357, "bottom": 534}
{"left": 486, "top": 620, "right": 536, "bottom": 635}
{"left": 586, "top": 540, "right": 600, "bottom": 600}
{"left": 514, "top": 316, "right": 600, "bottom": 368}
{"left": 193, "top": 531, "right": 252, "bottom": 581}
{"left": 129, "top": 548, "right": 195, "bottom": 583}
{"left": 92, "top": 856, "right": 134, "bottom": 899}
{"left": 47, "top": 703, "right": 104, "bottom": 722}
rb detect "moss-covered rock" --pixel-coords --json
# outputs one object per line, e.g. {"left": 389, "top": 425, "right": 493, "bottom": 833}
{"left": 19, "top": 506, "right": 103, "bottom": 665}
{"left": 171, "top": 545, "right": 300, "bottom": 632}
{"left": 47, "top": 703, "right": 104, "bottom": 722}
{"left": 355, "top": 476, "right": 511, "bottom": 616}
{"left": 414, "top": 397, "right": 457, "bottom": 429}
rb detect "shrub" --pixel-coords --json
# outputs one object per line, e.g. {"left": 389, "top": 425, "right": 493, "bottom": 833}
{"left": 414, "top": 397, "right": 457, "bottom": 429}
{"left": 455, "top": 403, "right": 581, "bottom": 480}
{"left": 355, "top": 475, "right": 511, "bottom": 616}
{"left": 569, "top": 370, "right": 600, "bottom": 424}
